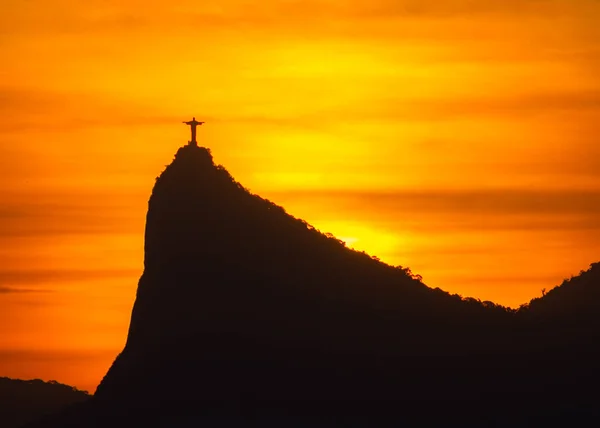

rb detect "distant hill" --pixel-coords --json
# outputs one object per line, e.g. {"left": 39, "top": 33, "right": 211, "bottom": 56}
{"left": 521, "top": 262, "right": 600, "bottom": 322}
{"left": 26, "top": 144, "right": 600, "bottom": 427}
{"left": 0, "top": 377, "right": 89, "bottom": 428}
{"left": 516, "top": 262, "right": 600, "bottom": 357}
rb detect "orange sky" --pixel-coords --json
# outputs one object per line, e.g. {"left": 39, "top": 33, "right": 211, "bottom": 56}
{"left": 1, "top": 0, "right": 600, "bottom": 393}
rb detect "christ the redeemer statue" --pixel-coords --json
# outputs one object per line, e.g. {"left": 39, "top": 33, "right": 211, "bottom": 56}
{"left": 183, "top": 117, "right": 204, "bottom": 146}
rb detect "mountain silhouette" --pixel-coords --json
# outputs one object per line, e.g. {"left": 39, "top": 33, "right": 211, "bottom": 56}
{"left": 26, "top": 145, "right": 600, "bottom": 427}
{"left": 522, "top": 262, "right": 600, "bottom": 323}
{"left": 0, "top": 378, "right": 89, "bottom": 428}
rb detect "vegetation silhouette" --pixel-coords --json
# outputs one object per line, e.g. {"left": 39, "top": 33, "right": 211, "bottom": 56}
{"left": 0, "top": 378, "right": 89, "bottom": 428}
{"left": 24, "top": 145, "right": 600, "bottom": 427}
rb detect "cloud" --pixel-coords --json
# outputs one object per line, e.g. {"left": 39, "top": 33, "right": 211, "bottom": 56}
{"left": 324, "top": 90, "right": 600, "bottom": 124}
{"left": 421, "top": 91, "right": 600, "bottom": 119}
{"left": 1, "top": 0, "right": 591, "bottom": 40}
{"left": 267, "top": 189, "right": 600, "bottom": 232}
{"left": 0, "top": 87, "right": 180, "bottom": 133}
{"left": 0, "top": 348, "right": 115, "bottom": 362}
{"left": 0, "top": 190, "right": 145, "bottom": 238}
{"left": 0, "top": 268, "right": 139, "bottom": 288}
{"left": 354, "top": 0, "right": 580, "bottom": 18}
{"left": 0, "top": 287, "right": 50, "bottom": 294}
{"left": 273, "top": 189, "right": 600, "bottom": 215}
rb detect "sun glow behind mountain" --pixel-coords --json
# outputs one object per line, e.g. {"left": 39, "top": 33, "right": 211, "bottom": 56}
{"left": 1, "top": 0, "right": 600, "bottom": 392}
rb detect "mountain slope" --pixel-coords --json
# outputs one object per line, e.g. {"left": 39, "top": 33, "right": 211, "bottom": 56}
{"left": 522, "top": 262, "right": 600, "bottom": 322}
{"left": 28, "top": 144, "right": 600, "bottom": 427}
{"left": 96, "top": 146, "right": 510, "bottom": 399}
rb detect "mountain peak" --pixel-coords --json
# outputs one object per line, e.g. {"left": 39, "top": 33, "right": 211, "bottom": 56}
{"left": 153, "top": 144, "right": 221, "bottom": 192}
{"left": 99, "top": 143, "right": 485, "bottom": 401}
{"left": 171, "top": 143, "right": 214, "bottom": 166}
{"left": 37, "top": 143, "right": 600, "bottom": 427}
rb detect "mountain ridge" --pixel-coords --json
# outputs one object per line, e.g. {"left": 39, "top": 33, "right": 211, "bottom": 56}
{"left": 25, "top": 144, "right": 600, "bottom": 427}
{"left": 97, "top": 144, "right": 515, "bottom": 401}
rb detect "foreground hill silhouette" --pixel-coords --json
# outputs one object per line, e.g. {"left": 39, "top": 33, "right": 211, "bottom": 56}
{"left": 29, "top": 145, "right": 600, "bottom": 427}
{"left": 0, "top": 378, "right": 89, "bottom": 428}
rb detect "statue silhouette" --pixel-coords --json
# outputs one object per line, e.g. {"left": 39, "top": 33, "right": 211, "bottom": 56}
{"left": 183, "top": 117, "right": 204, "bottom": 146}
